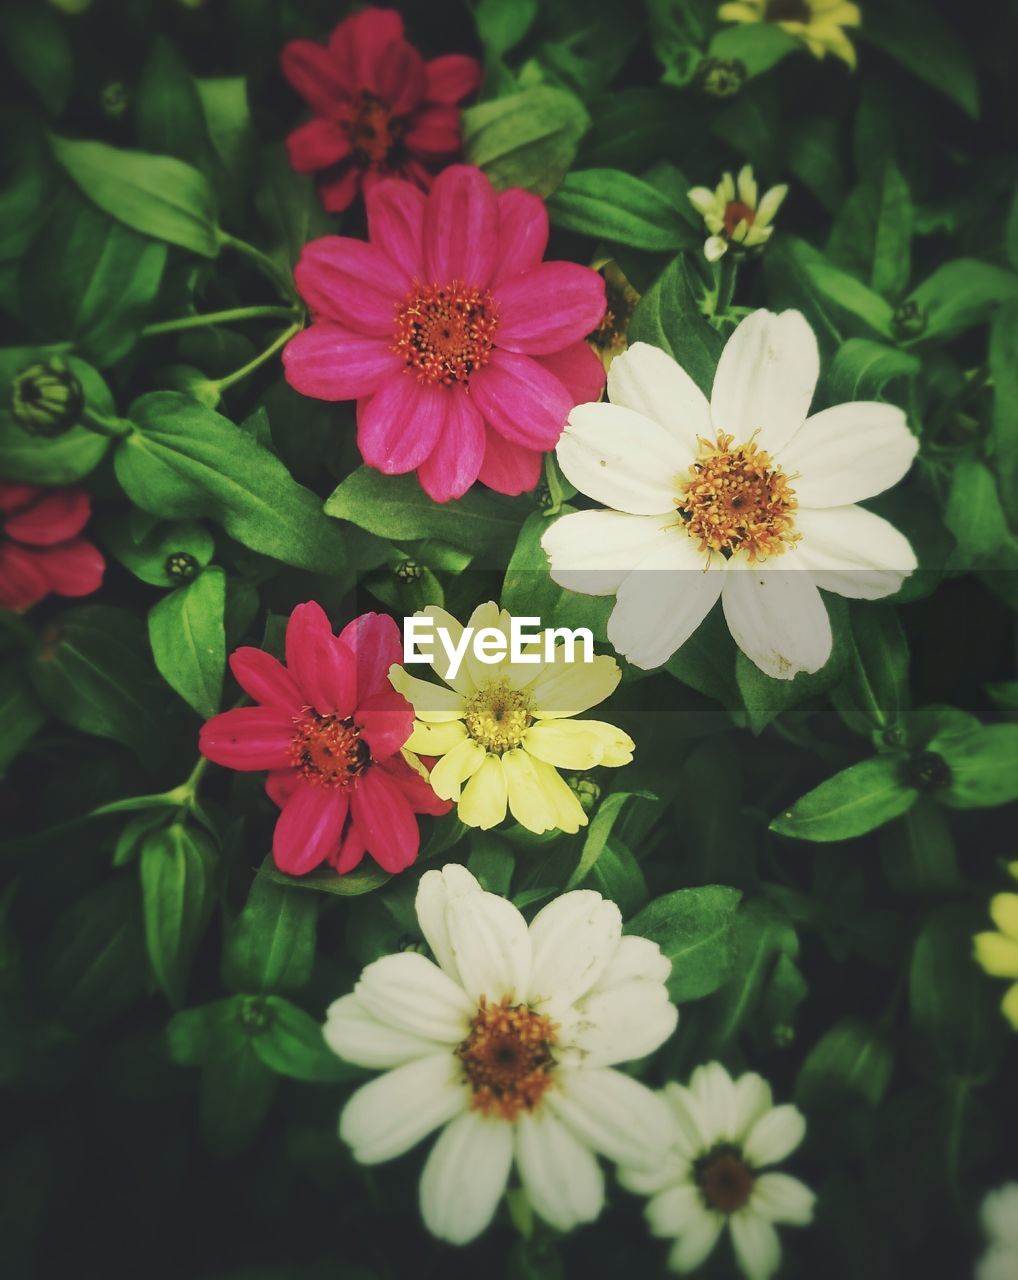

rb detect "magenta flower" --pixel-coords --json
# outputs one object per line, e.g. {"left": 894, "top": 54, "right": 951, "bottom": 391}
{"left": 281, "top": 6, "right": 482, "bottom": 212}
{"left": 0, "top": 482, "right": 105, "bottom": 612}
{"left": 282, "top": 165, "right": 608, "bottom": 500}
{"left": 199, "top": 604, "right": 449, "bottom": 877}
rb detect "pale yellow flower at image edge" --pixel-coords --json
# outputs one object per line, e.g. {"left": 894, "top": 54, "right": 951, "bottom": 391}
{"left": 974, "top": 891, "right": 1018, "bottom": 1029}
{"left": 718, "top": 0, "right": 861, "bottom": 70}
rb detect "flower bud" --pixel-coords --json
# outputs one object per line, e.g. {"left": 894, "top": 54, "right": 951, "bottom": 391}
{"left": 567, "top": 775, "right": 602, "bottom": 813}
{"left": 904, "top": 750, "right": 952, "bottom": 793}
{"left": 10, "top": 360, "right": 85, "bottom": 437}
{"left": 694, "top": 57, "right": 747, "bottom": 98}
{"left": 101, "top": 81, "right": 131, "bottom": 120}
{"left": 166, "top": 552, "right": 200, "bottom": 583}
{"left": 394, "top": 559, "right": 423, "bottom": 583}
{"left": 892, "top": 300, "right": 927, "bottom": 340}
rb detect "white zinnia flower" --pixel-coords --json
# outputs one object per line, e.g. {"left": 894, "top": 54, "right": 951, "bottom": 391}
{"left": 324, "top": 864, "right": 679, "bottom": 1245}
{"left": 542, "top": 309, "right": 919, "bottom": 680}
{"left": 977, "top": 1184, "right": 1018, "bottom": 1280}
{"left": 688, "top": 165, "right": 788, "bottom": 262}
{"left": 619, "top": 1062, "right": 815, "bottom": 1279}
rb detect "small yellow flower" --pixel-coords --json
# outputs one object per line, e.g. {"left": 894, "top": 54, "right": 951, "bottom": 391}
{"left": 687, "top": 165, "right": 788, "bottom": 263}
{"left": 718, "top": 0, "right": 861, "bottom": 70}
{"left": 390, "top": 603, "right": 634, "bottom": 835}
{"left": 974, "top": 891, "right": 1018, "bottom": 1030}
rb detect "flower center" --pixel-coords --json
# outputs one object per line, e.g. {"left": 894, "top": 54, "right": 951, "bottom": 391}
{"left": 290, "top": 711, "right": 370, "bottom": 786}
{"left": 696, "top": 1146, "right": 756, "bottom": 1214}
{"left": 457, "top": 997, "right": 557, "bottom": 1121}
{"left": 463, "top": 681, "right": 533, "bottom": 753}
{"left": 766, "top": 0, "right": 811, "bottom": 21}
{"left": 590, "top": 272, "right": 638, "bottom": 356}
{"left": 677, "top": 431, "right": 799, "bottom": 562}
{"left": 723, "top": 200, "right": 756, "bottom": 238}
{"left": 345, "top": 90, "right": 401, "bottom": 167}
{"left": 393, "top": 281, "right": 499, "bottom": 386}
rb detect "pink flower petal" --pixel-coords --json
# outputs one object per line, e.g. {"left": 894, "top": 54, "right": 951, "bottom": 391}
{"left": 357, "top": 690, "right": 415, "bottom": 759}
{"left": 329, "top": 6, "right": 405, "bottom": 93}
{"left": 535, "top": 339, "right": 606, "bottom": 405}
{"left": 470, "top": 348, "right": 572, "bottom": 450}
{"left": 366, "top": 179, "right": 426, "bottom": 276}
{"left": 0, "top": 542, "right": 50, "bottom": 611}
{"left": 336, "top": 612, "right": 404, "bottom": 696}
{"left": 281, "top": 39, "right": 351, "bottom": 116}
{"left": 425, "top": 54, "right": 483, "bottom": 104}
{"left": 36, "top": 538, "right": 105, "bottom": 598}
{"left": 417, "top": 390, "right": 485, "bottom": 501}
{"left": 377, "top": 755, "right": 451, "bottom": 816}
{"left": 375, "top": 39, "right": 428, "bottom": 115}
{"left": 357, "top": 375, "right": 448, "bottom": 472}
{"left": 199, "top": 707, "right": 296, "bottom": 771}
{"left": 0, "top": 483, "right": 39, "bottom": 517}
{"left": 493, "top": 189, "right": 549, "bottom": 284}
{"left": 351, "top": 767, "right": 420, "bottom": 872}
{"left": 319, "top": 165, "right": 363, "bottom": 213}
{"left": 294, "top": 237, "right": 407, "bottom": 335}
{"left": 266, "top": 768, "right": 300, "bottom": 810}
{"left": 285, "top": 601, "right": 357, "bottom": 717}
{"left": 283, "top": 324, "right": 403, "bottom": 401}
{"left": 404, "top": 104, "right": 461, "bottom": 157}
{"left": 285, "top": 118, "right": 352, "bottom": 174}
{"left": 332, "top": 823, "right": 367, "bottom": 874}
{"left": 273, "top": 781, "right": 349, "bottom": 875}
{"left": 423, "top": 164, "right": 498, "bottom": 288}
{"left": 3, "top": 488, "right": 90, "bottom": 546}
{"left": 477, "top": 427, "right": 543, "bottom": 495}
{"left": 229, "top": 647, "right": 303, "bottom": 712}
{"left": 495, "top": 263, "right": 606, "bottom": 356}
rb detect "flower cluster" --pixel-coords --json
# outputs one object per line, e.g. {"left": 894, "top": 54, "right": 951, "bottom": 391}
{"left": 0, "top": 482, "right": 104, "bottom": 612}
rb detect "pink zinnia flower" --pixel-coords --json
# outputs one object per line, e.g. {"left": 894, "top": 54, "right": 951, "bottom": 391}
{"left": 281, "top": 6, "right": 482, "bottom": 212}
{"left": 199, "top": 604, "right": 449, "bottom": 877}
{"left": 0, "top": 483, "right": 105, "bottom": 612}
{"left": 282, "top": 165, "right": 608, "bottom": 500}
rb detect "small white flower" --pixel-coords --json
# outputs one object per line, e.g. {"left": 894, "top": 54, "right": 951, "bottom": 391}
{"left": 977, "top": 1184, "right": 1018, "bottom": 1280}
{"left": 324, "top": 864, "right": 679, "bottom": 1245}
{"left": 688, "top": 165, "right": 788, "bottom": 262}
{"left": 542, "top": 309, "right": 919, "bottom": 680}
{"left": 619, "top": 1062, "right": 815, "bottom": 1279}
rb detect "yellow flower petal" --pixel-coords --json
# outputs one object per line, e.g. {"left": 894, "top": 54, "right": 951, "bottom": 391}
{"left": 414, "top": 606, "right": 476, "bottom": 695}
{"left": 579, "top": 720, "right": 636, "bottom": 767}
{"left": 502, "top": 749, "right": 587, "bottom": 835}
{"left": 523, "top": 721, "right": 608, "bottom": 771}
{"left": 990, "top": 894, "right": 1018, "bottom": 943}
{"left": 405, "top": 719, "right": 468, "bottom": 757}
{"left": 974, "top": 931, "right": 1018, "bottom": 979}
{"left": 388, "top": 666, "right": 466, "bottom": 722}
{"left": 1002, "top": 982, "right": 1018, "bottom": 1031}
{"left": 458, "top": 754, "right": 508, "bottom": 829}
{"left": 429, "top": 738, "right": 486, "bottom": 801}
{"left": 530, "top": 654, "right": 621, "bottom": 719}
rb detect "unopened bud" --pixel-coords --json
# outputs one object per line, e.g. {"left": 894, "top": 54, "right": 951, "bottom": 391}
{"left": 11, "top": 360, "right": 85, "bottom": 437}
{"left": 567, "top": 775, "right": 602, "bottom": 813}
{"left": 165, "top": 552, "right": 199, "bottom": 583}
{"left": 694, "top": 57, "right": 747, "bottom": 99}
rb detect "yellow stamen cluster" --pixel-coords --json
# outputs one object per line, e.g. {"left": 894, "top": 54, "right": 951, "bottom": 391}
{"left": 290, "top": 711, "right": 370, "bottom": 787}
{"left": 463, "top": 681, "right": 533, "bottom": 754}
{"left": 393, "top": 281, "right": 499, "bottom": 386}
{"left": 678, "top": 431, "right": 799, "bottom": 562}
{"left": 457, "top": 996, "right": 557, "bottom": 1121}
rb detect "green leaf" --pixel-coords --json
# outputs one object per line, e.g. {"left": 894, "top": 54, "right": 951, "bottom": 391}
{"left": 930, "top": 723, "right": 1018, "bottom": 809}
{"left": 0, "top": 660, "right": 45, "bottom": 776}
{"left": 0, "top": 353, "right": 112, "bottom": 484}
{"left": 196, "top": 76, "right": 255, "bottom": 223}
{"left": 905, "top": 260, "right": 1018, "bottom": 344}
{"left": 784, "top": 118, "right": 846, "bottom": 215}
{"left": 859, "top": 0, "right": 979, "bottom": 120}
{"left": 325, "top": 465, "right": 527, "bottom": 558}
{"left": 879, "top": 799, "right": 959, "bottom": 896}
{"left": 547, "top": 169, "right": 691, "bottom": 250}
{"left": 117, "top": 393, "right": 360, "bottom": 573}
{"left": 252, "top": 997, "right": 356, "bottom": 1083}
{"left": 989, "top": 303, "right": 1018, "bottom": 524}
{"left": 707, "top": 22, "right": 798, "bottom": 77}
{"left": 148, "top": 566, "right": 226, "bottom": 717}
{"left": 261, "top": 862, "right": 392, "bottom": 897}
{"left": 463, "top": 86, "right": 590, "bottom": 197}
{"left": 628, "top": 255, "right": 724, "bottom": 396}
{"left": 586, "top": 838, "right": 649, "bottom": 919}
{"left": 800, "top": 254, "right": 895, "bottom": 338}
{"left": 136, "top": 37, "right": 215, "bottom": 174}
{"left": 139, "top": 823, "right": 215, "bottom": 1005}
{"left": 626, "top": 885, "right": 741, "bottom": 1003}
{"left": 50, "top": 134, "right": 221, "bottom": 257}
{"left": 831, "top": 602, "right": 909, "bottom": 735}
{"left": 0, "top": 6, "right": 72, "bottom": 115}
{"left": 645, "top": 0, "right": 715, "bottom": 85}
{"left": 475, "top": 0, "right": 537, "bottom": 54}
{"left": 770, "top": 756, "right": 917, "bottom": 842}
{"left": 944, "top": 459, "right": 1009, "bottom": 565}
{"left": 221, "top": 872, "right": 318, "bottom": 995}
{"left": 255, "top": 144, "right": 332, "bottom": 269}
{"left": 98, "top": 515, "right": 214, "bottom": 588}
{"left": 825, "top": 339, "right": 919, "bottom": 403}
{"left": 199, "top": 1037, "right": 276, "bottom": 1157}
{"left": 870, "top": 162, "right": 914, "bottom": 300}
{"left": 565, "top": 790, "right": 654, "bottom": 890}
{"left": 578, "top": 89, "right": 685, "bottom": 173}
{"left": 795, "top": 1017, "right": 894, "bottom": 1110}
{"left": 20, "top": 190, "right": 167, "bottom": 366}
{"left": 467, "top": 836, "right": 516, "bottom": 895}
{"left": 166, "top": 996, "right": 245, "bottom": 1066}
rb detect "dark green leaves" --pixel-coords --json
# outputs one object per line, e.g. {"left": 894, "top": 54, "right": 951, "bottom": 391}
{"left": 904, "top": 261, "right": 1018, "bottom": 344}
{"left": 548, "top": 169, "right": 692, "bottom": 250}
{"left": 928, "top": 723, "right": 1018, "bottom": 809}
{"left": 462, "top": 87, "right": 590, "bottom": 196}
{"left": 860, "top": 0, "right": 979, "bottom": 119}
{"left": 140, "top": 823, "right": 216, "bottom": 1005}
{"left": 628, "top": 255, "right": 724, "bottom": 396}
{"left": 796, "top": 1017, "right": 894, "bottom": 1110}
{"left": 148, "top": 567, "right": 226, "bottom": 717}
{"left": 627, "top": 886, "right": 741, "bottom": 1003}
{"left": 221, "top": 873, "right": 318, "bottom": 995}
{"left": 771, "top": 756, "right": 916, "bottom": 842}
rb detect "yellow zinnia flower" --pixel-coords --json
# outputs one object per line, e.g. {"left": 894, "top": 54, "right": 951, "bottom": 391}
{"left": 687, "top": 164, "right": 788, "bottom": 263}
{"left": 974, "top": 890, "right": 1018, "bottom": 1030}
{"left": 389, "top": 602, "right": 634, "bottom": 835}
{"left": 718, "top": 0, "right": 861, "bottom": 70}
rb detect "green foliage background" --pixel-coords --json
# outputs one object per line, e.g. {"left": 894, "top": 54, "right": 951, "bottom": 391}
{"left": 1, "top": 0, "right": 1017, "bottom": 1277}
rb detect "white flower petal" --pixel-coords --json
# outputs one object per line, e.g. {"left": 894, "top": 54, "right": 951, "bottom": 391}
{"left": 982, "top": 1185, "right": 1018, "bottom": 1247}
{"left": 548, "top": 1067, "right": 679, "bottom": 1168}
{"left": 415, "top": 864, "right": 484, "bottom": 984}
{"left": 646, "top": 1182, "right": 703, "bottom": 1236}
{"left": 737, "top": 164, "right": 757, "bottom": 207}
{"left": 340, "top": 1054, "right": 468, "bottom": 1164}
{"left": 687, "top": 1061, "right": 739, "bottom": 1141}
{"left": 606, "top": 341, "right": 712, "bottom": 452}
{"left": 354, "top": 951, "right": 474, "bottom": 1043}
{"left": 527, "top": 890, "right": 622, "bottom": 1012}
{"left": 710, "top": 310, "right": 819, "bottom": 455}
{"left": 664, "top": 1081, "right": 714, "bottom": 1155}
{"left": 778, "top": 401, "right": 918, "bottom": 507}
{"left": 562, "top": 980, "right": 678, "bottom": 1067}
{"left": 756, "top": 184, "right": 787, "bottom": 226}
{"left": 794, "top": 505, "right": 917, "bottom": 599}
{"left": 688, "top": 186, "right": 719, "bottom": 216}
{"left": 323, "top": 994, "right": 446, "bottom": 1069}
{"left": 977, "top": 1246, "right": 1018, "bottom": 1280}
{"left": 515, "top": 1109, "right": 605, "bottom": 1234}
{"left": 730, "top": 1209, "right": 783, "bottom": 1280}
{"left": 589, "top": 934, "right": 672, "bottom": 992}
{"left": 556, "top": 402, "right": 688, "bottom": 515}
{"left": 752, "top": 1172, "right": 816, "bottom": 1225}
{"left": 445, "top": 888, "right": 532, "bottom": 1005}
{"left": 607, "top": 535, "right": 723, "bottom": 670}
{"left": 743, "top": 1104, "right": 807, "bottom": 1167}
{"left": 721, "top": 560, "right": 833, "bottom": 680}
{"left": 617, "top": 1156, "right": 688, "bottom": 1197}
{"left": 731, "top": 1072, "right": 774, "bottom": 1145}
{"left": 542, "top": 509, "right": 681, "bottom": 597}
{"left": 667, "top": 1205, "right": 725, "bottom": 1273}
{"left": 419, "top": 1110, "right": 514, "bottom": 1244}
{"left": 705, "top": 235, "right": 728, "bottom": 262}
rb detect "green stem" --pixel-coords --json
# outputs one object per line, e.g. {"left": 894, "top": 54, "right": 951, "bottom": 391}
{"left": 211, "top": 322, "right": 302, "bottom": 394}
{"left": 714, "top": 254, "right": 739, "bottom": 316}
{"left": 82, "top": 405, "right": 133, "bottom": 438}
{"left": 142, "top": 304, "right": 300, "bottom": 337}
{"left": 219, "top": 232, "right": 296, "bottom": 300}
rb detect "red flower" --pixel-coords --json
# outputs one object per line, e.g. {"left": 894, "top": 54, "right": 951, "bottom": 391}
{"left": 0, "top": 483, "right": 105, "bottom": 612}
{"left": 282, "top": 165, "right": 608, "bottom": 501}
{"left": 199, "top": 604, "right": 449, "bottom": 877}
{"left": 281, "top": 6, "right": 482, "bottom": 212}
